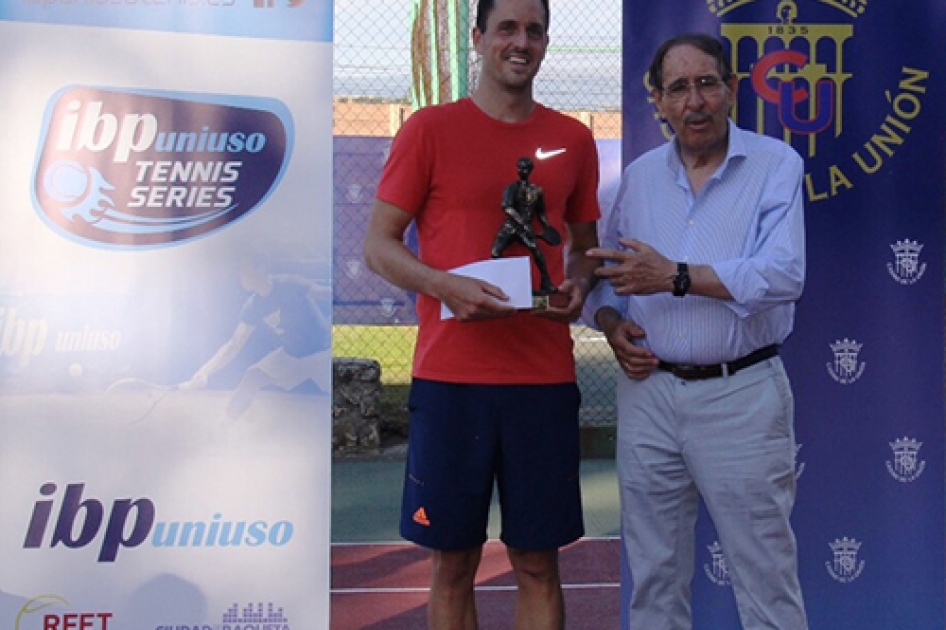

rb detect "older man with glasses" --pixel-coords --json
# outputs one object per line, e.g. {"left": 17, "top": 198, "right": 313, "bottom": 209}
{"left": 584, "top": 33, "right": 809, "bottom": 629}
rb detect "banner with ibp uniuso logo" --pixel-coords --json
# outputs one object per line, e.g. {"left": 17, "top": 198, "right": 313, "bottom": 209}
{"left": 0, "top": 4, "right": 332, "bottom": 629}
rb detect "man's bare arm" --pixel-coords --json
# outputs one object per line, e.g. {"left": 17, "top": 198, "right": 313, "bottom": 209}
{"left": 363, "top": 199, "right": 516, "bottom": 321}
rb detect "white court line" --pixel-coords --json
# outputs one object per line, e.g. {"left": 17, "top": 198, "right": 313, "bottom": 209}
{"left": 331, "top": 535, "right": 620, "bottom": 547}
{"left": 331, "top": 540, "right": 414, "bottom": 547}
{"left": 331, "top": 537, "right": 622, "bottom": 595}
{"left": 332, "top": 583, "right": 620, "bottom": 595}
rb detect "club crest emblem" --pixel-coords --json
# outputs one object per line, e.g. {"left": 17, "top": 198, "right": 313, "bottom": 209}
{"left": 695, "top": 0, "right": 931, "bottom": 206}
{"left": 379, "top": 297, "right": 397, "bottom": 318}
{"left": 886, "top": 239, "right": 926, "bottom": 285}
{"left": 826, "top": 536, "right": 865, "bottom": 583}
{"left": 886, "top": 436, "right": 926, "bottom": 483}
{"left": 346, "top": 184, "right": 364, "bottom": 203}
{"left": 345, "top": 258, "right": 363, "bottom": 279}
{"left": 702, "top": 540, "right": 732, "bottom": 586}
{"left": 827, "top": 338, "right": 865, "bottom": 384}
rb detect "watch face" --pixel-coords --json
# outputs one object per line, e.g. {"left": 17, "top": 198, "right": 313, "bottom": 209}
{"left": 673, "top": 263, "right": 690, "bottom": 296}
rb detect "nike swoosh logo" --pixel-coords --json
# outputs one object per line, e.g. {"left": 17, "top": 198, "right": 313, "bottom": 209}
{"left": 535, "top": 147, "right": 567, "bottom": 160}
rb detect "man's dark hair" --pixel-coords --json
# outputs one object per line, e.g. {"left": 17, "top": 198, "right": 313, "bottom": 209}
{"left": 647, "top": 33, "right": 733, "bottom": 90}
{"left": 475, "top": 0, "right": 550, "bottom": 33}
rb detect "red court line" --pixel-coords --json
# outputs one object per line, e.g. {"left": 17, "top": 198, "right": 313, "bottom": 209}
{"left": 331, "top": 538, "right": 621, "bottom": 629}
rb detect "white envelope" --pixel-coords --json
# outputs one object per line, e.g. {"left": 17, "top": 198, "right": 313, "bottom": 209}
{"left": 440, "top": 256, "right": 533, "bottom": 319}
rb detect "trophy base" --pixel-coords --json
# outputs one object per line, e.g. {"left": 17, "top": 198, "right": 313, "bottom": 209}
{"left": 532, "top": 291, "right": 569, "bottom": 310}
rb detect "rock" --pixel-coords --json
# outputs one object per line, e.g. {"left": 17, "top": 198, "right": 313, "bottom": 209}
{"left": 332, "top": 358, "right": 382, "bottom": 454}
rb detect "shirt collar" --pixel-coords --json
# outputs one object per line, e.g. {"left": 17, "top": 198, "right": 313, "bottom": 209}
{"left": 666, "top": 119, "right": 748, "bottom": 179}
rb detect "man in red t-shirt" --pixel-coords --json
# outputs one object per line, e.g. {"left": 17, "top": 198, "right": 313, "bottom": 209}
{"left": 363, "top": 0, "right": 600, "bottom": 627}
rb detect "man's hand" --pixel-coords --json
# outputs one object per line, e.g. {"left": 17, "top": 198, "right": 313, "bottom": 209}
{"left": 437, "top": 273, "right": 518, "bottom": 321}
{"left": 600, "top": 316, "right": 659, "bottom": 380}
{"left": 532, "top": 277, "right": 588, "bottom": 323}
{"left": 588, "top": 238, "right": 676, "bottom": 295}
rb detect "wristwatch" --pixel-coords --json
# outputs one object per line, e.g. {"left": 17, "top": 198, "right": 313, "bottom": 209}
{"left": 672, "top": 262, "right": 690, "bottom": 297}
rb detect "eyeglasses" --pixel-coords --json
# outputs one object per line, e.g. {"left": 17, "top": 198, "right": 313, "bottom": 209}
{"left": 661, "top": 76, "right": 726, "bottom": 102}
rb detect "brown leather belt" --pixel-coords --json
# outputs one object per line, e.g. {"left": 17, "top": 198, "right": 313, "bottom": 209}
{"left": 657, "top": 345, "right": 779, "bottom": 381}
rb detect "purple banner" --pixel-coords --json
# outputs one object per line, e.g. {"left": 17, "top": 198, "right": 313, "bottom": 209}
{"left": 621, "top": 1, "right": 946, "bottom": 628}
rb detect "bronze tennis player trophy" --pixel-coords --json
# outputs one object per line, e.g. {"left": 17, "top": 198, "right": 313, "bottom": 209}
{"left": 490, "top": 157, "right": 566, "bottom": 310}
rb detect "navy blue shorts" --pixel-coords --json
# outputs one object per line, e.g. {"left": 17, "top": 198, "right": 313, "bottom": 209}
{"left": 399, "top": 378, "right": 584, "bottom": 551}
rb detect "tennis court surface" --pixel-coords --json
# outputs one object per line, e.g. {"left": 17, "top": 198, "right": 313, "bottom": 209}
{"left": 331, "top": 458, "right": 621, "bottom": 628}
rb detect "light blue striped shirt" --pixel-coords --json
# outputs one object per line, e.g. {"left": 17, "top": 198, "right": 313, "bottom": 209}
{"left": 584, "top": 121, "right": 806, "bottom": 364}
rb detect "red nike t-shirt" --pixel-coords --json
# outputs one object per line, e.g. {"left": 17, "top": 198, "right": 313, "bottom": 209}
{"left": 376, "top": 99, "right": 600, "bottom": 385}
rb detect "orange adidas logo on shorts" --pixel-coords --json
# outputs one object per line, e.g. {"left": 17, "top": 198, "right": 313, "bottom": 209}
{"left": 413, "top": 507, "right": 430, "bottom": 526}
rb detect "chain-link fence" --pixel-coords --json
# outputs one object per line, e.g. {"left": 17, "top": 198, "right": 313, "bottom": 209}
{"left": 332, "top": 0, "right": 622, "bottom": 427}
